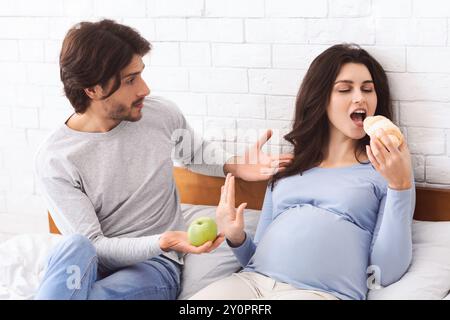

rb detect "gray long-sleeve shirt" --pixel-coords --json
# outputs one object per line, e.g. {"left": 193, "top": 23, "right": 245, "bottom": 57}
{"left": 34, "top": 96, "right": 233, "bottom": 272}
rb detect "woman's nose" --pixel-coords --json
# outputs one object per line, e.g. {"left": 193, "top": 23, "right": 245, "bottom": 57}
{"left": 352, "top": 90, "right": 363, "bottom": 104}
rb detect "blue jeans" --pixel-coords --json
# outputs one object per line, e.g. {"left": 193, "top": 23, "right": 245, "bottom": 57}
{"left": 34, "top": 234, "right": 181, "bottom": 300}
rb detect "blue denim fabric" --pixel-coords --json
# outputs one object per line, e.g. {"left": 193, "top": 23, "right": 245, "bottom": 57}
{"left": 34, "top": 234, "right": 181, "bottom": 300}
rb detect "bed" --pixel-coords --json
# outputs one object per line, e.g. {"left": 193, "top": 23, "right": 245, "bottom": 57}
{"left": 2, "top": 167, "right": 450, "bottom": 300}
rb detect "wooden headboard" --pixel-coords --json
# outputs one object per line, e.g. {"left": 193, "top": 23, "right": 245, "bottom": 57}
{"left": 48, "top": 167, "right": 450, "bottom": 234}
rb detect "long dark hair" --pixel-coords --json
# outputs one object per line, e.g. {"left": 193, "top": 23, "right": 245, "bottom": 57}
{"left": 270, "top": 44, "right": 393, "bottom": 190}
{"left": 60, "top": 19, "right": 151, "bottom": 113}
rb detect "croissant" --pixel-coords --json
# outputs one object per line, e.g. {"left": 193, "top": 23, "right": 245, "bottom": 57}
{"left": 363, "top": 115, "right": 404, "bottom": 149}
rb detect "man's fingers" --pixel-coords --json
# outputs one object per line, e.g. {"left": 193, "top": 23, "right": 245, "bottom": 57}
{"left": 270, "top": 160, "right": 280, "bottom": 168}
{"left": 207, "top": 234, "right": 225, "bottom": 252}
{"left": 272, "top": 159, "right": 292, "bottom": 168}
{"left": 191, "top": 241, "right": 213, "bottom": 254}
{"left": 269, "top": 160, "right": 290, "bottom": 169}
{"left": 256, "top": 129, "right": 272, "bottom": 149}
{"left": 260, "top": 167, "right": 278, "bottom": 175}
{"left": 273, "top": 153, "right": 294, "bottom": 161}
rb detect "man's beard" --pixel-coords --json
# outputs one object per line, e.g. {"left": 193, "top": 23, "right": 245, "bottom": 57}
{"left": 108, "top": 99, "right": 144, "bottom": 122}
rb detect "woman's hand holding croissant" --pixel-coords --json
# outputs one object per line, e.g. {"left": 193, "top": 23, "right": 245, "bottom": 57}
{"left": 366, "top": 128, "right": 413, "bottom": 190}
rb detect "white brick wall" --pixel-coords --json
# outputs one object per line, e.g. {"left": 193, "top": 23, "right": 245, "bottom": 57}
{"left": 374, "top": 0, "right": 412, "bottom": 18}
{"left": 1, "top": 0, "right": 450, "bottom": 236}
{"left": 205, "top": 0, "right": 264, "bottom": 18}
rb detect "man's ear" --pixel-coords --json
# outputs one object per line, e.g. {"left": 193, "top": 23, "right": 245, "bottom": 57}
{"left": 84, "top": 85, "right": 104, "bottom": 100}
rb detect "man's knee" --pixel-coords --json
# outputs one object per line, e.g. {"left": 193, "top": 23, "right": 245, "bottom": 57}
{"left": 58, "top": 234, "right": 96, "bottom": 258}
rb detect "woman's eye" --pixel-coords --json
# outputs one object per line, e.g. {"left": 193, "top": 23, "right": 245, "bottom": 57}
{"left": 338, "top": 89, "right": 351, "bottom": 93}
{"left": 362, "top": 88, "right": 373, "bottom": 92}
{"left": 127, "top": 78, "right": 135, "bottom": 85}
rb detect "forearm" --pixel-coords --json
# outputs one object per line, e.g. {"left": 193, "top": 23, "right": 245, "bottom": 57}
{"left": 370, "top": 187, "right": 415, "bottom": 286}
{"left": 92, "top": 234, "right": 163, "bottom": 272}
{"left": 179, "top": 137, "right": 235, "bottom": 178}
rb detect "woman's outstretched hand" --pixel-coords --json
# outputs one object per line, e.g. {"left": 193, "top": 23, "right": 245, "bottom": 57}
{"left": 366, "top": 128, "right": 413, "bottom": 190}
{"left": 216, "top": 173, "right": 247, "bottom": 247}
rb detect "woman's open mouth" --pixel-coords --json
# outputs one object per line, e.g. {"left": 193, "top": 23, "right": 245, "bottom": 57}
{"left": 350, "top": 109, "right": 366, "bottom": 128}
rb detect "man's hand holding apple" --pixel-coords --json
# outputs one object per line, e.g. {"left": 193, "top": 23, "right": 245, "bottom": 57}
{"left": 159, "top": 230, "right": 224, "bottom": 254}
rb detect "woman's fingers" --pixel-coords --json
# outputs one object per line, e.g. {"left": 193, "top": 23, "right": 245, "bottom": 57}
{"left": 219, "top": 185, "right": 226, "bottom": 205}
{"left": 377, "top": 131, "right": 400, "bottom": 156}
{"left": 222, "top": 173, "right": 231, "bottom": 203}
{"left": 235, "top": 203, "right": 247, "bottom": 227}
{"left": 366, "top": 145, "right": 380, "bottom": 169}
{"left": 398, "top": 140, "right": 410, "bottom": 155}
{"left": 227, "top": 175, "right": 235, "bottom": 206}
{"left": 370, "top": 137, "right": 387, "bottom": 165}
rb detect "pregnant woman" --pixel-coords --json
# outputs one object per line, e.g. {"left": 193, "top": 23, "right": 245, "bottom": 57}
{"left": 190, "top": 44, "right": 415, "bottom": 300}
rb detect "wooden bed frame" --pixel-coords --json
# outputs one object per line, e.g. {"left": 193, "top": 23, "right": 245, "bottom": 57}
{"left": 48, "top": 167, "right": 450, "bottom": 234}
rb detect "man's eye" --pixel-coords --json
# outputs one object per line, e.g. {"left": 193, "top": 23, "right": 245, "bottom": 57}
{"left": 127, "top": 78, "right": 135, "bottom": 84}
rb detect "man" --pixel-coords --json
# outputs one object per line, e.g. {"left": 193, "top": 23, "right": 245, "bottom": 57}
{"left": 34, "top": 19, "right": 292, "bottom": 300}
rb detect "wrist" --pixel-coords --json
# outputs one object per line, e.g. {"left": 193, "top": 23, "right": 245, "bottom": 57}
{"left": 227, "top": 232, "right": 246, "bottom": 248}
{"left": 388, "top": 181, "right": 412, "bottom": 191}
{"left": 159, "top": 232, "right": 170, "bottom": 252}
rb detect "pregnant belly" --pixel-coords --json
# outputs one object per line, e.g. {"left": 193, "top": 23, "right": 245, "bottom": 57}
{"left": 249, "top": 204, "right": 372, "bottom": 296}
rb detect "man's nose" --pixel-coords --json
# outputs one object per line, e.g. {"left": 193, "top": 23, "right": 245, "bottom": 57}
{"left": 140, "top": 80, "right": 151, "bottom": 97}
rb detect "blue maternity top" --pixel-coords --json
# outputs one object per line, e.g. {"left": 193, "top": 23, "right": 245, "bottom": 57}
{"left": 230, "top": 163, "right": 415, "bottom": 300}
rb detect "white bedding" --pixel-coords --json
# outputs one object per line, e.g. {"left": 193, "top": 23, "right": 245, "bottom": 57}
{"left": 0, "top": 233, "right": 62, "bottom": 299}
{"left": 367, "top": 220, "right": 450, "bottom": 300}
{"left": 1, "top": 208, "right": 450, "bottom": 300}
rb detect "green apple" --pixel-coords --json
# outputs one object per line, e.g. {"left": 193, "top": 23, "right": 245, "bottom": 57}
{"left": 188, "top": 216, "right": 218, "bottom": 247}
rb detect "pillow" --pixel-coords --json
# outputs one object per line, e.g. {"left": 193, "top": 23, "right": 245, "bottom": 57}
{"left": 367, "top": 220, "right": 450, "bottom": 300}
{"left": 178, "top": 204, "right": 260, "bottom": 300}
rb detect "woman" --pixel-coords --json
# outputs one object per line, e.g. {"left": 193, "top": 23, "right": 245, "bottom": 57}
{"left": 190, "top": 44, "right": 415, "bottom": 300}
